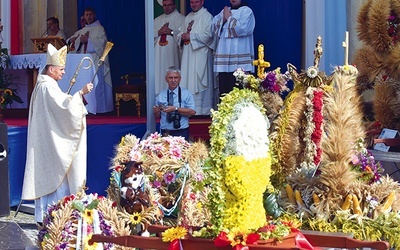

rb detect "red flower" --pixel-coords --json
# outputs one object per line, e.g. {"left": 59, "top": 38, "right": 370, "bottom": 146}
{"left": 214, "top": 231, "right": 260, "bottom": 249}
{"left": 63, "top": 194, "right": 76, "bottom": 205}
{"left": 246, "top": 233, "right": 260, "bottom": 244}
{"left": 257, "top": 224, "right": 276, "bottom": 233}
{"left": 214, "top": 231, "right": 230, "bottom": 247}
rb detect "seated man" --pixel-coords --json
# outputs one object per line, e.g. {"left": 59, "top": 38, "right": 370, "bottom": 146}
{"left": 67, "top": 7, "right": 113, "bottom": 114}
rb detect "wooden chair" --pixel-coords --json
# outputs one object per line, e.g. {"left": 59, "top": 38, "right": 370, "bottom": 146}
{"left": 114, "top": 73, "right": 146, "bottom": 116}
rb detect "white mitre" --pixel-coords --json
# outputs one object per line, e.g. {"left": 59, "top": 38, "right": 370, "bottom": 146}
{"left": 46, "top": 43, "right": 67, "bottom": 67}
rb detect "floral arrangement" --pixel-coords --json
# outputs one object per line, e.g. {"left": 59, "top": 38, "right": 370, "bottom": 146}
{"left": 161, "top": 215, "right": 302, "bottom": 250}
{"left": 233, "top": 68, "right": 291, "bottom": 120}
{"left": 301, "top": 87, "right": 324, "bottom": 168}
{"left": 161, "top": 226, "right": 188, "bottom": 250}
{"left": 334, "top": 64, "right": 359, "bottom": 76}
{"left": 233, "top": 67, "right": 290, "bottom": 94}
{"left": 107, "top": 132, "right": 210, "bottom": 231}
{"left": 38, "top": 190, "right": 130, "bottom": 250}
{"left": 207, "top": 88, "right": 273, "bottom": 236}
{"left": 0, "top": 48, "right": 22, "bottom": 109}
{"left": 350, "top": 140, "right": 384, "bottom": 184}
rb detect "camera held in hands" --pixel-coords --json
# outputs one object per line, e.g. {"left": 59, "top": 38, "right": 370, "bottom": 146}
{"left": 167, "top": 110, "right": 182, "bottom": 129}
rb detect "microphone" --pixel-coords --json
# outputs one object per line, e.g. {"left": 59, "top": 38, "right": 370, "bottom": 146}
{"left": 40, "top": 27, "right": 50, "bottom": 37}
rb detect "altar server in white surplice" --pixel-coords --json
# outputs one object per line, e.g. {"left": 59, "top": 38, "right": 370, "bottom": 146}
{"left": 178, "top": 0, "right": 216, "bottom": 115}
{"left": 212, "top": 0, "right": 255, "bottom": 96}
{"left": 21, "top": 44, "right": 93, "bottom": 224}
{"left": 67, "top": 7, "right": 113, "bottom": 113}
{"left": 154, "top": 0, "right": 185, "bottom": 95}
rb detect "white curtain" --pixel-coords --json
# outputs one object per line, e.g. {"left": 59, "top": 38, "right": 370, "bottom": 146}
{"left": 23, "top": 0, "right": 48, "bottom": 53}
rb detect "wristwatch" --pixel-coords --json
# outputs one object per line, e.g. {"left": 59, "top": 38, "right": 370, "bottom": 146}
{"left": 175, "top": 106, "right": 178, "bottom": 111}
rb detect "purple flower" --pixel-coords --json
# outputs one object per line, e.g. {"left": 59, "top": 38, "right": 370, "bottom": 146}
{"left": 261, "top": 72, "right": 277, "bottom": 89}
{"left": 195, "top": 173, "right": 204, "bottom": 182}
{"left": 163, "top": 172, "right": 176, "bottom": 184}
{"left": 153, "top": 180, "right": 161, "bottom": 188}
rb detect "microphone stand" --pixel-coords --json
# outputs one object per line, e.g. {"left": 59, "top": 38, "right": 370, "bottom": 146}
{"left": 40, "top": 27, "right": 50, "bottom": 37}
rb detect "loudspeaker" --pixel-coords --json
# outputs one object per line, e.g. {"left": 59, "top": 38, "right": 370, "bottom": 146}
{"left": 0, "top": 122, "right": 10, "bottom": 217}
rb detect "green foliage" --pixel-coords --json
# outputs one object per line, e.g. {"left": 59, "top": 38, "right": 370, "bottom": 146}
{"left": 0, "top": 48, "right": 22, "bottom": 109}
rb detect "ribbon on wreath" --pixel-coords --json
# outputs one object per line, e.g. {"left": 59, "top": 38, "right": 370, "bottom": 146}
{"left": 292, "top": 229, "right": 317, "bottom": 250}
{"left": 214, "top": 231, "right": 260, "bottom": 250}
{"left": 168, "top": 238, "right": 183, "bottom": 250}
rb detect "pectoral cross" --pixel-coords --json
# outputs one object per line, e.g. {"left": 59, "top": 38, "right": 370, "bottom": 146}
{"left": 184, "top": 20, "right": 194, "bottom": 45}
{"left": 342, "top": 31, "right": 349, "bottom": 65}
{"left": 252, "top": 44, "right": 270, "bottom": 79}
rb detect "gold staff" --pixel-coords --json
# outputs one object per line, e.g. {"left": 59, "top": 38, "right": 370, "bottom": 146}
{"left": 67, "top": 56, "right": 93, "bottom": 94}
{"left": 91, "top": 41, "right": 114, "bottom": 83}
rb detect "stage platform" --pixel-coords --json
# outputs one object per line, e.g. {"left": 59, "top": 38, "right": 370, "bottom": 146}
{"left": 4, "top": 114, "right": 211, "bottom": 208}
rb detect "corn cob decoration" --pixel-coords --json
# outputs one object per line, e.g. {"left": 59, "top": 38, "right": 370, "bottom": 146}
{"left": 285, "top": 184, "right": 295, "bottom": 204}
{"left": 381, "top": 191, "right": 395, "bottom": 214}
{"left": 295, "top": 190, "right": 305, "bottom": 206}
{"left": 341, "top": 194, "right": 353, "bottom": 210}
{"left": 312, "top": 193, "right": 320, "bottom": 205}
{"left": 352, "top": 195, "right": 362, "bottom": 215}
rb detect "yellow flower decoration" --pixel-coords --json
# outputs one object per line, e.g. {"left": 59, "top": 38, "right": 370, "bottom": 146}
{"left": 129, "top": 212, "right": 142, "bottom": 225}
{"left": 119, "top": 136, "right": 125, "bottom": 146}
{"left": 41, "top": 238, "right": 47, "bottom": 249}
{"left": 227, "top": 228, "right": 249, "bottom": 247}
{"left": 83, "top": 234, "right": 98, "bottom": 250}
{"left": 83, "top": 209, "right": 94, "bottom": 224}
{"left": 162, "top": 226, "right": 188, "bottom": 242}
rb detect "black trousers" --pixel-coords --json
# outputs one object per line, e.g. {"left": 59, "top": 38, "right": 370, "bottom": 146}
{"left": 218, "top": 72, "right": 242, "bottom": 97}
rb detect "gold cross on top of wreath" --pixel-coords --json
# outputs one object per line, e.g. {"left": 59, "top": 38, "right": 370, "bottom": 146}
{"left": 253, "top": 44, "right": 271, "bottom": 79}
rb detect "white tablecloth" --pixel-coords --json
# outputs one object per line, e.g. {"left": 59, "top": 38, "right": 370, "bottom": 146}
{"left": 10, "top": 53, "right": 99, "bottom": 114}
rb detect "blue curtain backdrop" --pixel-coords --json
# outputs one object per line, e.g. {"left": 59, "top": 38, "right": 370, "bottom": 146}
{"left": 76, "top": 0, "right": 303, "bottom": 89}
{"left": 304, "top": 0, "right": 346, "bottom": 74}
{"left": 8, "top": 123, "right": 148, "bottom": 207}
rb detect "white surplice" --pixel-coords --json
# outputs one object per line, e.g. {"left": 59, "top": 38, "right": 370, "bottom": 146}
{"left": 212, "top": 5, "right": 255, "bottom": 73}
{"left": 178, "top": 7, "right": 216, "bottom": 115}
{"left": 154, "top": 9, "right": 185, "bottom": 95}
{"left": 67, "top": 20, "right": 113, "bottom": 113}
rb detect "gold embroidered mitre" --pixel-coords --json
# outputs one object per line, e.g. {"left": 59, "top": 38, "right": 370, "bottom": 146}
{"left": 46, "top": 43, "right": 67, "bottom": 67}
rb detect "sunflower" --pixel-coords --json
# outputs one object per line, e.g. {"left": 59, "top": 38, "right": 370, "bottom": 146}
{"left": 129, "top": 212, "right": 142, "bottom": 225}
{"left": 226, "top": 228, "right": 248, "bottom": 246}
{"left": 83, "top": 209, "right": 94, "bottom": 224}
{"left": 162, "top": 226, "right": 188, "bottom": 242}
{"left": 83, "top": 234, "right": 98, "bottom": 250}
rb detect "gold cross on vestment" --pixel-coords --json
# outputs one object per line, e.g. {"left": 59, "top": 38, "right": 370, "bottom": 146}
{"left": 253, "top": 44, "right": 270, "bottom": 79}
